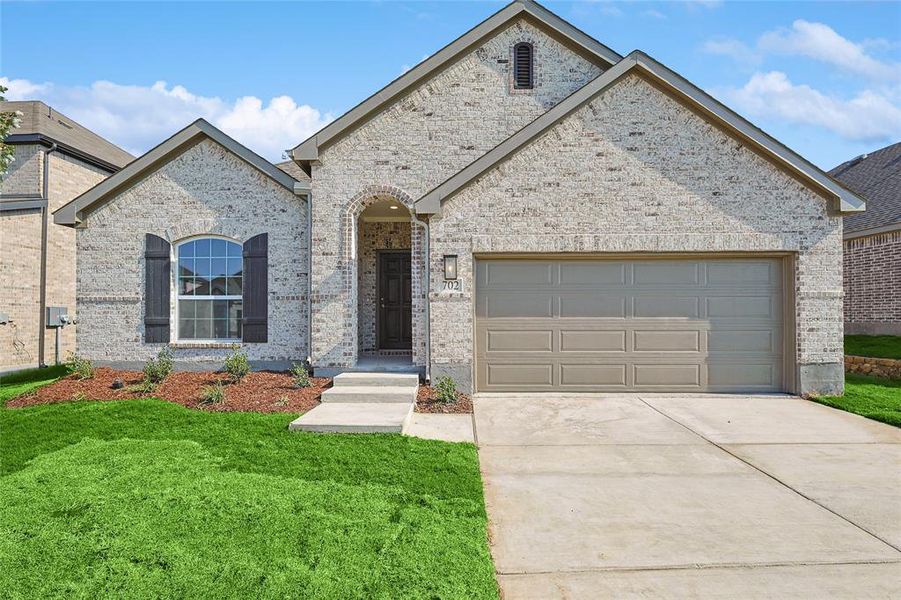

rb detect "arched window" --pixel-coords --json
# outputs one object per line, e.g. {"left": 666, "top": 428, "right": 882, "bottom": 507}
{"left": 177, "top": 237, "right": 243, "bottom": 340}
{"left": 513, "top": 42, "right": 534, "bottom": 89}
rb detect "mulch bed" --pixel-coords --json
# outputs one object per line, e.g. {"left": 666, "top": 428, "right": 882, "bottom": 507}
{"left": 415, "top": 385, "right": 472, "bottom": 414}
{"left": 7, "top": 367, "right": 331, "bottom": 414}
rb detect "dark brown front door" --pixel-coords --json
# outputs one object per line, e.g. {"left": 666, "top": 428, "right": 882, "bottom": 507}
{"left": 378, "top": 252, "right": 412, "bottom": 350}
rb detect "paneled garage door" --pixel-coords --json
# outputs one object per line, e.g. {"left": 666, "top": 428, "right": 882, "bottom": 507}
{"left": 474, "top": 257, "right": 787, "bottom": 393}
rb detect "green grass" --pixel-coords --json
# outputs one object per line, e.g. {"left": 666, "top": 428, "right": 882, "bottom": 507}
{"left": 844, "top": 335, "right": 901, "bottom": 360}
{"left": 0, "top": 372, "right": 497, "bottom": 598}
{"left": 0, "top": 365, "right": 69, "bottom": 404}
{"left": 813, "top": 374, "right": 901, "bottom": 428}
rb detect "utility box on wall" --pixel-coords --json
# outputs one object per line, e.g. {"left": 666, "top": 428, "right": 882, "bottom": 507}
{"left": 46, "top": 306, "right": 69, "bottom": 328}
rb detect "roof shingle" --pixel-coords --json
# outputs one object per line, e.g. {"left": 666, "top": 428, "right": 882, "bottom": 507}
{"left": 830, "top": 142, "right": 901, "bottom": 235}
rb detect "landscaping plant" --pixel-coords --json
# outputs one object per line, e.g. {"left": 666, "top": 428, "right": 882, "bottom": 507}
{"left": 200, "top": 381, "right": 226, "bottom": 404}
{"left": 224, "top": 345, "right": 250, "bottom": 382}
{"left": 291, "top": 361, "right": 312, "bottom": 388}
{"left": 143, "top": 347, "right": 174, "bottom": 384}
{"left": 435, "top": 376, "right": 458, "bottom": 404}
{"left": 64, "top": 353, "right": 94, "bottom": 380}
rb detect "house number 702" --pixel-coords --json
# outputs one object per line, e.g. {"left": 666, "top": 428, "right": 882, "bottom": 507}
{"left": 442, "top": 280, "right": 462, "bottom": 291}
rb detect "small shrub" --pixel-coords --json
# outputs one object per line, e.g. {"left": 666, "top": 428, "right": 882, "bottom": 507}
{"left": 200, "top": 381, "right": 226, "bottom": 404}
{"left": 65, "top": 353, "right": 94, "bottom": 380}
{"left": 275, "top": 395, "right": 289, "bottom": 407}
{"left": 126, "top": 380, "right": 156, "bottom": 395}
{"left": 291, "top": 361, "right": 312, "bottom": 388}
{"left": 435, "top": 376, "right": 458, "bottom": 404}
{"left": 143, "top": 347, "right": 173, "bottom": 384}
{"left": 224, "top": 345, "right": 250, "bottom": 382}
{"left": 70, "top": 391, "right": 88, "bottom": 403}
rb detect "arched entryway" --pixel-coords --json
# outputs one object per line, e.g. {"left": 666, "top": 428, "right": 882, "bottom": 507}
{"left": 357, "top": 196, "right": 413, "bottom": 358}
{"left": 338, "top": 185, "right": 426, "bottom": 372}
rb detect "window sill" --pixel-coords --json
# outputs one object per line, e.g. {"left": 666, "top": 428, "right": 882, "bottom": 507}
{"left": 169, "top": 341, "right": 241, "bottom": 350}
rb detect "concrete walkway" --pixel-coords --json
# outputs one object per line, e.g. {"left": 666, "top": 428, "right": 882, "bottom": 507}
{"left": 474, "top": 393, "right": 901, "bottom": 599}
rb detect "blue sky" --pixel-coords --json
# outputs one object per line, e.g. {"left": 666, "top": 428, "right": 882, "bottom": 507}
{"left": 2, "top": 1, "right": 899, "bottom": 168}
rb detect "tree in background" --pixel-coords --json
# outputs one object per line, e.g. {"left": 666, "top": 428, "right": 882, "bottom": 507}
{"left": 0, "top": 85, "right": 23, "bottom": 180}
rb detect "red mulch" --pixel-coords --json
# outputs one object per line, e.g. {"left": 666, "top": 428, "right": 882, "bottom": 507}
{"left": 415, "top": 385, "right": 473, "bottom": 414}
{"left": 7, "top": 367, "right": 331, "bottom": 414}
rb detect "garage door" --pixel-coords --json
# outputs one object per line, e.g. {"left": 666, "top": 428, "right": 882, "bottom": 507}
{"left": 474, "top": 257, "right": 786, "bottom": 393}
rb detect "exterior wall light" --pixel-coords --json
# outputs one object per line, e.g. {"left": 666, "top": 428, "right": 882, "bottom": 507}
{"left": 443, "top": 255, "right": 458, "bottom": 280}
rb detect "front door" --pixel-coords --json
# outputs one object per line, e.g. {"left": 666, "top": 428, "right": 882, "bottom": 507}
{"left": 378, "top": 252, "right": 412, "bottom": 350}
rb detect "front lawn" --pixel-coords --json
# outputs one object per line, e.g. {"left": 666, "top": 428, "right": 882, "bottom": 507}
{"left": 812, "top": 373, "right": 901, "bottom": 428}
{"left": 844, "top": 335, "right": 901, "bottom": 360}
{"left": 0, "top": 370, "right": 497, "bottom": 598}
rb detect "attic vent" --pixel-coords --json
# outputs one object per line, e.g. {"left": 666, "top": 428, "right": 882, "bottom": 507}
{"left": 513, "top": 42, "right": 534, "bottom": 89}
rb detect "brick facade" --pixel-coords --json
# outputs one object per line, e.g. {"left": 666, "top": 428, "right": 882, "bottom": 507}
{"left": 843, "top": 230, "right": 901, "bottom": 335}
{"left": 1, "top": 145, "right": 108, "bottom": 371}
{"left": 75, "top": 139, "right": 308, "bottom": 368}
{"left": 310, "top": 18, "right": 603, "bottom": 369}
{"left": 428, "top": 75, "right": 844, "bottom": 395}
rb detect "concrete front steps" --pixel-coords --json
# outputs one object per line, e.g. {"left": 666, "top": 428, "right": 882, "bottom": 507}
{"left": 288, "top": 372, "right": 419, "bottom": 433}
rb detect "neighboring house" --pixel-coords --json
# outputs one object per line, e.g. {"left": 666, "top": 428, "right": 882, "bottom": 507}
{"left": 830, "top": 142, "right": 900, "bottom": 336}
{"left": 54, "top": 0, "right": 865, "bottom": 396}
{"left": 0, "top": 101, "right": 133, "bottom": 372}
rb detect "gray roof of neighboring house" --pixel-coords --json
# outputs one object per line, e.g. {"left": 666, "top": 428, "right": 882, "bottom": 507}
{"left": 290, "top": 0, "right": 621, "bottom": 169}
{"left": 55, "top": 119, "right": 299, "bottom": 226}
{"left": 415, "top": 51, "right": 866, "bottom": 216}
{"left": 830, "top": 142, "right": 901, "bottom": 237}
{"left": 1, "top": 100, "right": 134, "bottom": 170}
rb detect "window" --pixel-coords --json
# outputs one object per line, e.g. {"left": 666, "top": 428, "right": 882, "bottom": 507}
{"left": 177, "top": 237, "right": 243, "bottom": 340}
{"left": 513, "top": 42, "right": 534, "bottom": 89}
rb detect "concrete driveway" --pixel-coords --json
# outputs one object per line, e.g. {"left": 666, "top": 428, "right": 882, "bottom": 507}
{"left": 474, "top": 393, "right": 901, "bottom": 599}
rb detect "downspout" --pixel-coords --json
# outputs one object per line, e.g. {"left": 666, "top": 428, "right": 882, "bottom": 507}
{"left": 412, "top": 212, "right": 430, "bottom": 384}
{"left": 293, "top": 181, "right": 313, "bottom": 366}
{"left": 38, "top": 142, "right": 59, "bottom": 368}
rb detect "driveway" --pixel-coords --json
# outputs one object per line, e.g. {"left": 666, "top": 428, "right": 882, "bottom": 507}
{"left": 474, "top": 393, "right": 901, "bottom": 599}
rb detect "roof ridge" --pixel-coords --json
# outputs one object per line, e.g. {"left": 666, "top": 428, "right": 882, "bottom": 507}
{"left": 289, "top": 0, "right": 621, "bottom": 167}
{"left": 414, "top": 50, "right": 865, "bottom": 215}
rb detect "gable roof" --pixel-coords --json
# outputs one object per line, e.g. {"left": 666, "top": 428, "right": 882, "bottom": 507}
{"left": 1, "top": 100, "right": 134, "bottom": 171}
{"left": 415, "top": 51, "right": 866, "bottom": 215}
{"left": 830, "top": 142, "right": 900, "bottom": 238}
{"left": 290, "top": 0, "right": 621, "bottom": 169}
{"left": 54, "top": 119, "right": 298, "bottom": 226}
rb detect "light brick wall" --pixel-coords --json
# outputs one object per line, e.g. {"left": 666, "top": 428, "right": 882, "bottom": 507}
{"left": 311, "top": 19, "right": 603, "bottom": 368}
{"left": 357, "top": 221, "right": 412, "bottom": 353}
{"left": 843, "top": 230, "right": 901, "bottom": 335}
{"left": 76, "top": 139, "right": 308, "bottom": 367}
{"left": 0, "top": 145, "right": 107, "bottom": 371}
{"left": 428, "top": 75, "right": 844, "bottom": 395}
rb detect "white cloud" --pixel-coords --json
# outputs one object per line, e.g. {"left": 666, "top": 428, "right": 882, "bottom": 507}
{"left": 640, "top": 9, "right": 667, "bottom": 20}
{"left": 0, "top": 77, "right": 332, "bottom": 161}
{"left": 758, "top": 20, "right": 900, "bottom": 81}
{"left": 717, "top": 71, "right": 901, "bottom": 142}
{"left": 702, "top": 38, "right": 761, "bottom": 66}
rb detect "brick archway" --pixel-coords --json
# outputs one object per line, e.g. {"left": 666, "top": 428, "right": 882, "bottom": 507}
{"left": 339, "top": 185, "right": 426, "bottom": 367}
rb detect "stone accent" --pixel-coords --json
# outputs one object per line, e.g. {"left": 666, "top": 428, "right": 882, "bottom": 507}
{"left": 357, "top": 220, "right": 411, "bottom": 354}
{"left": 1, "top": 146, "right": 108, "bottom": 371}
{"left": 76, "top": 138, "right": 308, "bottom": 366}
{"left": 843, "top": 230, "right": 901, "bottom": 335}
{"left": 845, "top": 355, "right": 901, "bottom": 380}
{"left": 310, "top": 18, "right": 602, "bottom": 369}
{"left": 428, "top": 75, "right": 844, "bottom": 396}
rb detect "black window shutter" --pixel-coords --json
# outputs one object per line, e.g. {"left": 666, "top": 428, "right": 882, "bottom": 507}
{"left": 144, "top": 233, "right": 171, "bottom": 343}
{"left": 242, "top": 233, "right": 268, "bottom": 343}
{"left": 514, "top": 42, "right": 533, "bottom": 89}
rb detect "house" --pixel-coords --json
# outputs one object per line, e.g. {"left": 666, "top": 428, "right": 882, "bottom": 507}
{"left": 0, "top": 101, "right": 133, "bottom": 372}
{"left": 831, "top": 142, "right": 900, "bottom": 336}
{"left": 54, "top": 0, "right": 865, "bottom": 396}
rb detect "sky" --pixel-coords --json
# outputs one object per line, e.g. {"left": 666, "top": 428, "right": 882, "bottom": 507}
{"left": 1, "top": 0, "right": 899, "bottom": 169}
